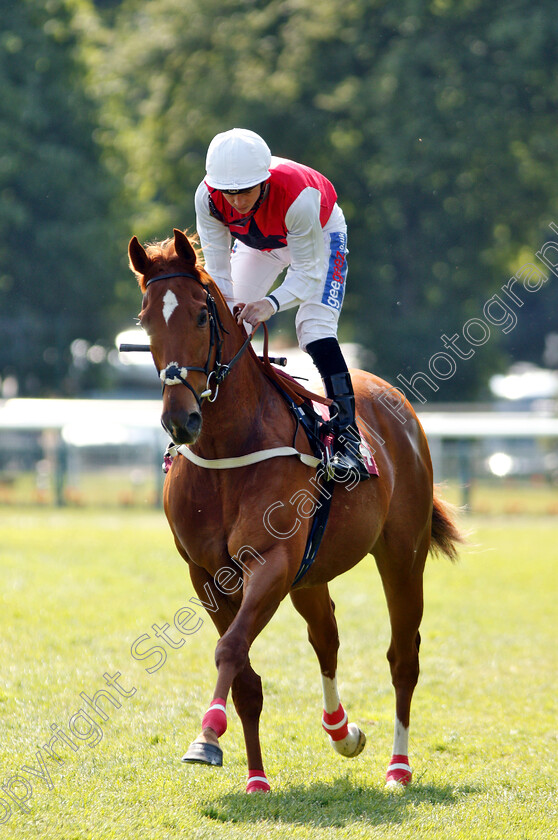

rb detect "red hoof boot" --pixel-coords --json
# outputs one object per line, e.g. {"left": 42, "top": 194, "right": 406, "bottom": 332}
{"left": 246, "top": 770, "right": 271, "bottom": 793}
{"left": 385, "top": 755, "right": 412, "bottom": 788}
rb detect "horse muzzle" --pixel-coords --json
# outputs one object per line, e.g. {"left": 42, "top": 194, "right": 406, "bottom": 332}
{"left": 161, "top": 407, "right": 202, "bottom": 445}
{"left": 159, "top": 361, "right": 205, "bottom": 444}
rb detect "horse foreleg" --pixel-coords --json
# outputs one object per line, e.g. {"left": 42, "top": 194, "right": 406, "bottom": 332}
{"left": 290, "top": 584, "right": 366, "bottom": 759}
{"left": 231, "top": 664, "right": 269, "bottom": 792}
{"left": 185, "top": 547, "right": 292, "bottom": 792}
{"left": 185, "top": 660, "right": 268, "bottom": 792}
{"left": 180, "top": 564, "right": 234, "bottom": 769}
{"left": 180, "top": 564, "right": 266, "bottom": 790}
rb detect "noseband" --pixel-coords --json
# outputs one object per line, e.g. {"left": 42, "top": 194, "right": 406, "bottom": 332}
{"left": 145, "top": 271, "right": 252, "bottom": 409}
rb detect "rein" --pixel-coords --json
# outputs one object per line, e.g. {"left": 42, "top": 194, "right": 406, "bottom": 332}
{"left": 145, "top": 271, "right": 253, "bottom": 408}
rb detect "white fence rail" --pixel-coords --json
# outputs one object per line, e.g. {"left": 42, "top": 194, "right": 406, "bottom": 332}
{"left": 0, "top": 399, "right": 556, "bottom": 507}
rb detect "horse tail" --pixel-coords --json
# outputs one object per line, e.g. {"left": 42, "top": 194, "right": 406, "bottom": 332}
{"left": 429, "top": 489, "right": 464, "bottom": 562}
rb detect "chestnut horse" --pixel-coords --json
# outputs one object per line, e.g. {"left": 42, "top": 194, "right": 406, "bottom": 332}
{"left": 128, "top": 228, "right": 461, "bottom": 793}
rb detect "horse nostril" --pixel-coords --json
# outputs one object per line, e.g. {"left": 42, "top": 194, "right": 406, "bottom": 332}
{"left": 186, "top": 412, "right": 202, "bottom": 438}
{"left": 161, "top": 409, "right": 202, "bottom": 445}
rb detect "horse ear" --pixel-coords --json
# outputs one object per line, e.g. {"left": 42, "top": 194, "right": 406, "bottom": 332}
{"left": 128, "top": 236, "right": 151, "bottom": 276}
{"left": 173, "top": 229, "right": 197, "bottom": 266}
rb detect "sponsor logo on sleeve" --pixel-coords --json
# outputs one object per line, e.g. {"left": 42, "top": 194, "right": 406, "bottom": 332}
{"left": 322, "top": 232, "right": 347, "bottom": 310}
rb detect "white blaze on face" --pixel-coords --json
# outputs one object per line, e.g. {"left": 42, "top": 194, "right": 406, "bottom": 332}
{"left": 162, "top": 290, "right": 179, "bottom": 324}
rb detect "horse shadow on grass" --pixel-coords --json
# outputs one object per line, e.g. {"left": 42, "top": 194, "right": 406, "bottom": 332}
{"left": 202, "top": 775, "right": 481, "bottom": 828}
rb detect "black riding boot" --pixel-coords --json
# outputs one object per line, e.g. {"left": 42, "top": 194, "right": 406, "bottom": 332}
{"left": 322, "top": 372, "right": 370, "bottom": 482}
{"left": 306, "top": 338, "right": 370, "bottom": 482}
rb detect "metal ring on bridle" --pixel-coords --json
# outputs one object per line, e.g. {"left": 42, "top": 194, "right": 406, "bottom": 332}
{"left": 202, "top": 370, "right": 220, "bottom": 403}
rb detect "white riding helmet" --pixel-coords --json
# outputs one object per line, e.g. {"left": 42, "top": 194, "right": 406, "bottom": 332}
{"left": 205, "top": 128, "right": 272, "bottom": 191}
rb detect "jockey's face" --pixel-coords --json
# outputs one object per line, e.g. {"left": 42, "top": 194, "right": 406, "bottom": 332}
{"left": 221, "top": 184, "right": 262, "bottom": 215}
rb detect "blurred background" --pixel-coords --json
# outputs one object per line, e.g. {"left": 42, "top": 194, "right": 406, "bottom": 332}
{"left": 0, "top": 0, "right": 556, "bottom": 511}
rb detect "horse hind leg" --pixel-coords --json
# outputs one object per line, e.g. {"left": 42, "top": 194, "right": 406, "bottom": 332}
{"left": 375, "top": 534, "right": 428, "bottom": 789}
{"left": 290, "top": 584, "right": 366, "bottom": 759}
{"left": 384, "top": 632, "right": 420, "bottom": 789}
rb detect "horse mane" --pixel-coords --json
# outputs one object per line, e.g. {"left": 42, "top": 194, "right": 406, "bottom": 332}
{"left": 143, "top": 230, "right": 203, "bottom": 264}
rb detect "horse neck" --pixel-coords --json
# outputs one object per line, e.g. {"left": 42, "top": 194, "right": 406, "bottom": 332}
{"left": 196, "top": 292, "right": 285, "bottom": 457}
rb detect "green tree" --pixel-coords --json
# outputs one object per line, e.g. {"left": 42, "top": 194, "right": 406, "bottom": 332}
{"left": 95, "top": 0, "right": 558, "bottom": 400}
{"left": 0, "top": 0, "right": 125, "bottom": 395}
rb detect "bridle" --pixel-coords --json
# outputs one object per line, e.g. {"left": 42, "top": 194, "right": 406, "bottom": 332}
{"left": 144, "top": 271, "right": 253, "bottom": 409}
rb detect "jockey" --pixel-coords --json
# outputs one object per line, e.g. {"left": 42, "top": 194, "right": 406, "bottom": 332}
{"left": 195, "top": 127, "right": 369, "bottom": 482}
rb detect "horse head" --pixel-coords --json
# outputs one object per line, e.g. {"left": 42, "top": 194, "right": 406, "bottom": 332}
{"left": 128, "top": 228, "right": 232, "bottom": 445}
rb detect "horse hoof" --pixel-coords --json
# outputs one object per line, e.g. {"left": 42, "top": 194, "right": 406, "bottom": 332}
{"left": 385, "top": 755, "right": 412, "bottom": 788}
{"left": 385, "top": 778, "right": 407, "bottom": 793}
{"left": 181, "top": 741, "right": 223, "bottom": 766}
{"left": 332, "top": 723, "right": 366, "bottom": 757}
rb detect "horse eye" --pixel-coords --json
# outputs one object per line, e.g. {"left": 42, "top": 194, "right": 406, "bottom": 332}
{"left": 197, "top": 309, "right": 208, "bottom": 327}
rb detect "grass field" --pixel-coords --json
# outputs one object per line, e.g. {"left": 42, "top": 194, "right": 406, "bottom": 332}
{"left": 0, "top": 506, "right": 556, "bottom": 839}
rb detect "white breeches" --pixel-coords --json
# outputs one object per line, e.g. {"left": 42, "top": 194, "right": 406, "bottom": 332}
{"left": 230, "top": 229, "right": 348, "bottom": 351}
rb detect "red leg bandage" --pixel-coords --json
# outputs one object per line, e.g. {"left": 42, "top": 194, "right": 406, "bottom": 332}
{"left": 386, "top": 754, "right": 412, "bottom": 786}
{"left": 202, "top": 698, "right": 227, "bottom": 738}
{"left": 246, "top": 769, "right": 270, "bottom": 793}
{"left": 322, "top": 703, "right": 349, "bottom": 742}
